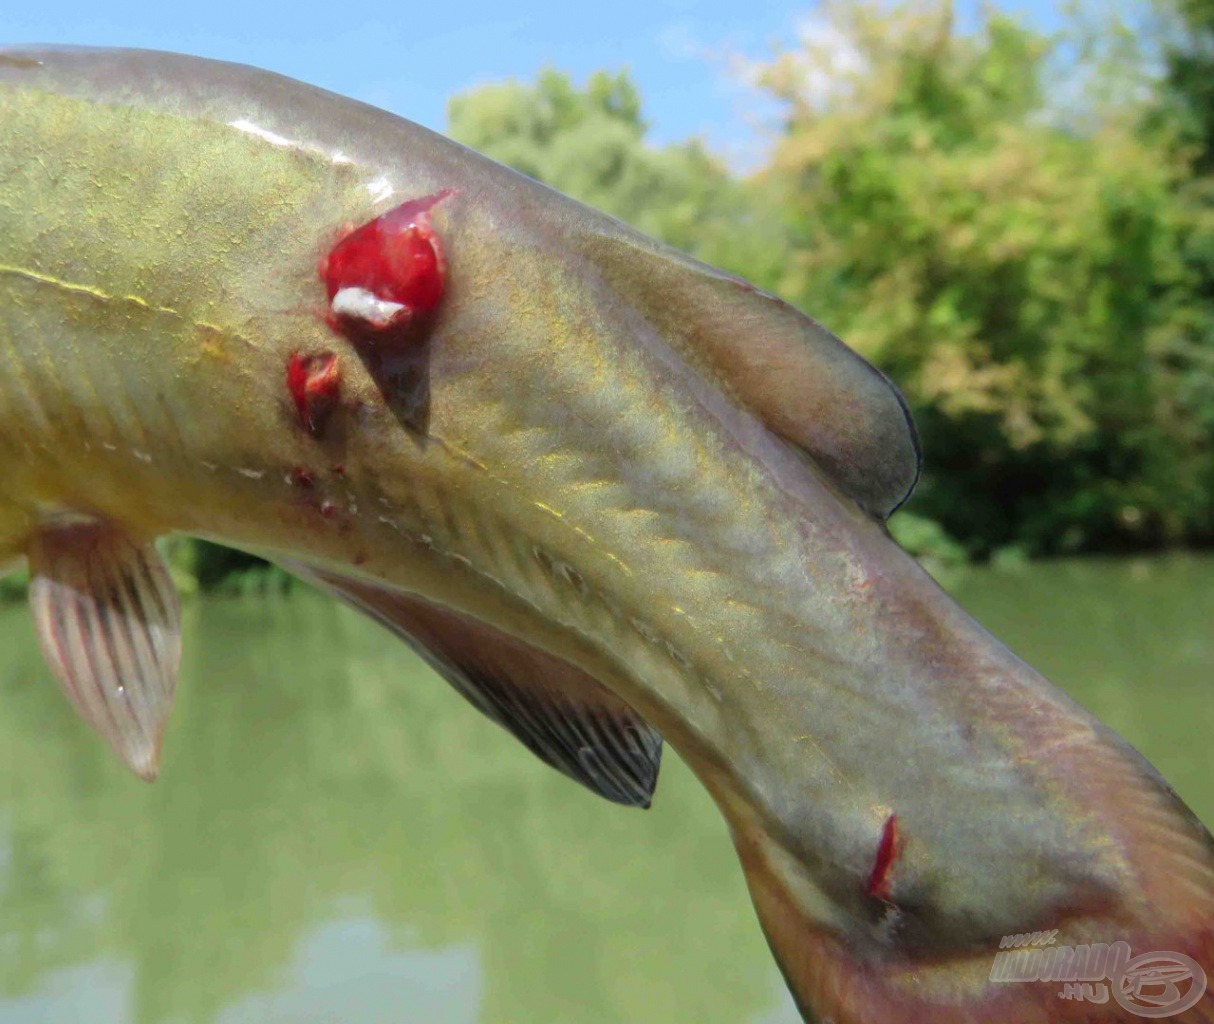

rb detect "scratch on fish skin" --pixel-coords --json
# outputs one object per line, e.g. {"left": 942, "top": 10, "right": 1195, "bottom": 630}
{"left": 865, "top": 813, "right": 901, "bottom": 902}
{"left": 0, "top": 264, "right": 253, "bottom": 348}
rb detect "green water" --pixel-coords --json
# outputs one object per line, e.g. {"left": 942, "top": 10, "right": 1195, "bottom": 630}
{"left": 0, "top": 556, "right": 1210, "bottom": 1024}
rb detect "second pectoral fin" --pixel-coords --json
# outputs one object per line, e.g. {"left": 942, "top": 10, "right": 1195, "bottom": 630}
{"left": 286, "top": 563, "right": 663, "bottom": 807}
{"left": 27, "top": 520, "right": 182, "bottom": 781}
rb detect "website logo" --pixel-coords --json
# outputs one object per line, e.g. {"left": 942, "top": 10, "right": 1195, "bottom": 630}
{"left": 990, "top": 935, "right": 1208, "bottom": 1018}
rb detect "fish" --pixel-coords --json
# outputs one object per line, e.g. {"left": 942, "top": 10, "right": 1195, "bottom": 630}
{"left": 1, "top": 46, "right": 1211, "bottom": 1023}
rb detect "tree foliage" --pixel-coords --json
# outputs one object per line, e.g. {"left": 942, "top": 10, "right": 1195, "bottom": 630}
{"left": 754, "top": 0, "right": 1214, "bottom": 554}
{"left": 447, "top": 68, "right": 784, "bottom": 283}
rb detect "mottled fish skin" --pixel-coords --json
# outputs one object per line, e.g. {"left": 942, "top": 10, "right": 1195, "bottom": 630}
{"left": 1, "top": 48, "right": 1211, "bottom": 1023}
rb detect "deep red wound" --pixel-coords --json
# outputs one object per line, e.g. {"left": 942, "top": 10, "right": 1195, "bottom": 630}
{"left": 320, "top": 190, "right": 453, "bottom": 341}
{"left": 287, "top": 352, "right": 341, "bottom": 435}
{"left": 865, "top": 813, "right": 901, "bottom": 902}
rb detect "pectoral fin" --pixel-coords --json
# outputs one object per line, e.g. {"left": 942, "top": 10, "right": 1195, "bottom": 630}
{"left": 288, "top": 563, "right": 663, "bottom": 807}
{"left": 27, "top": 520, "right": 182, "bottom": 781}
{"left": 584, "top": 232, "right": 921, "bottom": 518}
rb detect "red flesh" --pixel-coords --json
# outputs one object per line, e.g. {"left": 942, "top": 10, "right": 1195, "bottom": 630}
{"left": 289, "top": 466, "right": 316, "bottom": 489}
{"left": 286, "top": 352, "right": 341, "bottom": 434}
{"left": 320, "top": 190, "right": 453, "bottom": 344}
{"left": 865, "top": 813, "right": 901, "bottom": 902}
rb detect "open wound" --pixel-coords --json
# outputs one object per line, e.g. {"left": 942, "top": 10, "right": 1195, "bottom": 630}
{"left": 865, "top": 812, "right": 901, "bottom": 902}
{"left": 320, "top": 190, "right": 452, "bottom": 346}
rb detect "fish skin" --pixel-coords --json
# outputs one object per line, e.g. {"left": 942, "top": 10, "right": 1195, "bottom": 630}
{"left": 1, "top": 48, "right": 1211, "bottom": 1022}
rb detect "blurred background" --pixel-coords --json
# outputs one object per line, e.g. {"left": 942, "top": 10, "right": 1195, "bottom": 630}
{"left": 1, "top": 1, "right": 1212, "bottom": 1021}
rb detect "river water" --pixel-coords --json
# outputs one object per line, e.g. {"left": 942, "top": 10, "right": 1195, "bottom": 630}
{"left": 0, "top": 555, "right": 1209, "bottom": 1023}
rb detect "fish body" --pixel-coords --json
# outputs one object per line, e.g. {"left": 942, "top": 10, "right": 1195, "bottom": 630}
{"left": 1, "top": 48, "right": 1211, "bottom": 1022}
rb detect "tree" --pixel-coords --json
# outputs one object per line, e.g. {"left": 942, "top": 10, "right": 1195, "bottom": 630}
{"left": 751, "top": 0, "right": 1214, "bottom": 554}
{"left": 1159, "top": 0, "right": 1214, "bottom": 172}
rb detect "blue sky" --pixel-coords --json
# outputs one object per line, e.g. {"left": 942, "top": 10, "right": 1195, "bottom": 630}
{"left": 4, "top": 0, "right": 1061, "bottom": 159}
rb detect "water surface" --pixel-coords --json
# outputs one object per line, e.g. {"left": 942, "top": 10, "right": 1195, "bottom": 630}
{"left": 0, "top": 555, "right": 1209, "bottom": 1023}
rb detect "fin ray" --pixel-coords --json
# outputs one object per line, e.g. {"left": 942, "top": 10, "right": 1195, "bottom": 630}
{"left": 28, "top": 521, "right": 181, "bottom": 780}
{"left": 583, "top": 232, "right": 922, "bottom": 518}
{"left": 287, "top": 562, "right": 662, "bottom": 807}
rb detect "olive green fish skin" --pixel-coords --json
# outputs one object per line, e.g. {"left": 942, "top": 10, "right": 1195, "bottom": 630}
{"left": 1, "top": 49, "right": 1210, "bottom": 1023}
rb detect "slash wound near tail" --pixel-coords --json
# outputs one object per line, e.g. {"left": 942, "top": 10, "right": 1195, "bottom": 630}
{"left": 866, "top": 813, "right": 901, "bottom": 902}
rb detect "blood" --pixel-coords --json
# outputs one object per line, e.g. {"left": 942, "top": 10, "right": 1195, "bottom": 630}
{"left": 287, "top": 352, "right": 341, "bottom": 434}
{"left": 289, "top": 466, "right": 316, "bottom": 489}
{"left": 865, "top": 813, "right": 901, "bottom": 902}
{"left": 320, "top": 190, "right": 453, "bottom": 345}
